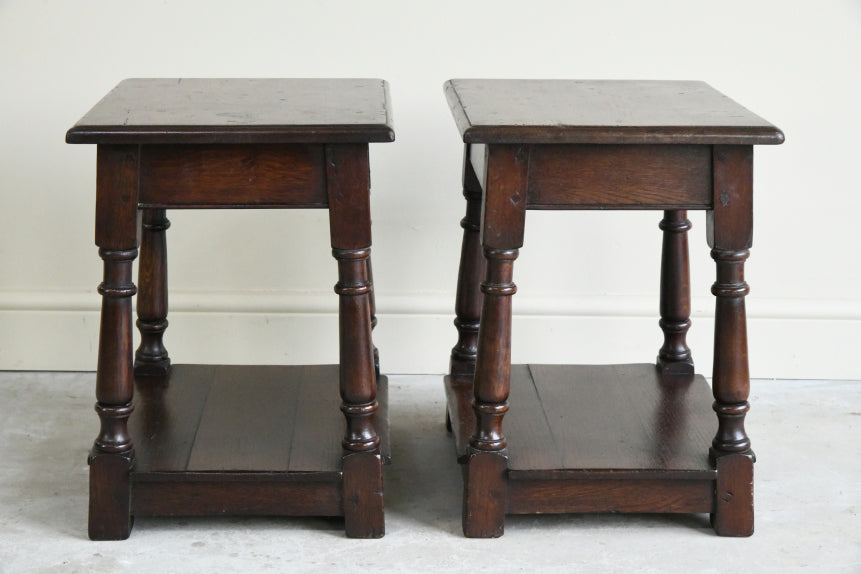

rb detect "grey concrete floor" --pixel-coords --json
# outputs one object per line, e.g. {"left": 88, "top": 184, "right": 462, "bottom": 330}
{"left": 0, "top": 372, "right": 859, "bottom": 573}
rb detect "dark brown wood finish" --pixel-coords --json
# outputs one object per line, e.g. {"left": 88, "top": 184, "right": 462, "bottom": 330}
{"left": 129, "top": 365, "right": 391, "bottom": 518}
{"left": 69, "top": 79, "right": 393, "bottom": 539}
{"left": 368, "top": 257, "right": 380, "bottom": 378}
{"left": 326, "top": 142, "right": 384, "bottom": 537}
{"left": 444, "top": 79, "right": 782, "bottom": 537}
{"left": 444, "top": 79, "right": 783, "bottom": 145}
{"left": 449, "top": 145, "right": 486, "bottom": 379}
{"left": 135, "top": 208, "right": 171, "bottom": 376}
{"left": 657, "top": 210, "right": 695, "bottom": 375}
{"left": 67, "top": 78, "right": 394, "bottom": 144}
{"left": 90, "top": 144, "right": 140, "bottom": 541}
{"left": 461, "top": 144, "right": 527, "bottom": 537}
{"left": 707, "top": 145, "right": 756, "bottom": 536}
{"left": 138, "top": 144, "right": 328, "bottom": 208}
{"left": 527, "top": 145, "right": 712, "bottom": 209}
{"left": 128, "top": 365, "right": 391, "bottom": 475}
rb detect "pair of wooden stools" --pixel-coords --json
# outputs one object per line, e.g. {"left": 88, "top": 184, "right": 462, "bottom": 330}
{"left": 66, "top": 78, "right": 783, "bottom": 540}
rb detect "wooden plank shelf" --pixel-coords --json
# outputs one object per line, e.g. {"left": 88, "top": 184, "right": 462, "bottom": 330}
{"left": 444, "top": 363, "right": 717, "bottom": 515}
{"left": 127, "top": 364, "right": 389, "bottom": 517}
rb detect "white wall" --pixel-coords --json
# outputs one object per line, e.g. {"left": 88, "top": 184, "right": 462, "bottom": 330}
{"left": 0, "top": 1, "right": 858, "bottom": 378}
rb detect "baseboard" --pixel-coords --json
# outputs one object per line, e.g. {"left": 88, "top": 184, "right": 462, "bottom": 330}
{"left": 0, "top": 291, "right": 858, "bottom": 379}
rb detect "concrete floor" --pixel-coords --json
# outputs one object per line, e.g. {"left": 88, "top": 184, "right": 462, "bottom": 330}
{"left": 0, "top": 372, "right": 858, "bottom": 573}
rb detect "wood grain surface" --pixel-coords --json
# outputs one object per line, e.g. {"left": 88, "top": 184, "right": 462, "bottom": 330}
{"left": 445, "top": 79, "right": 783, "bottom": 145}
{"left": 67, "top": 78, "right": 394, "bottom": 144}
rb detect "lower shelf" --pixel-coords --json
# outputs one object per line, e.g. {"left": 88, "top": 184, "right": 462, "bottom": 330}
{"left": 127, "top": 364, "right": 389, "bottom": 517}
{"left": 445, "top": 363, "right": 718, "bottom": 514}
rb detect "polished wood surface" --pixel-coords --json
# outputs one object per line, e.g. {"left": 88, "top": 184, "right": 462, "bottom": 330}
{"left": 444, "top": 79, "right": 782, "bottom": 538}
{"left": 69, "top": 79, "right": 392, "bottom": 539}
{"left": 129, "top": 365, "right": 390, "bottom": 475}
{"left": 447, "top": 364, "right": 718, "bottom": 537}
{"left": 449, "top": 148, "right": 486, "bottom": 378}
{"left": 67, "top": 78, "right": 394, "bottom": 144}
{"left": 138, "top": 144, "right": 328, "bottom": 208}
{"left": 658, "top": 210, "right": 695, "bottom": 375}
{"left": 134, "top": 208, "right": 170, "bottom": 376}
{"left": 446, "top": 364, "right": 714, "bottom": 474}
{"left": 526, "top": 144, "right": 712, "bottom": 209}
{"left": 445, "top": 79, "right": 784, "bottom": 145}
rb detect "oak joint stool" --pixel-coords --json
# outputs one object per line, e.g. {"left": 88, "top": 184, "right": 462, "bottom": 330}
{"left": 67, "top": 78, "right": 394, "bottom": 540}
{"left": 443, "top": 79, "right": 783, "bottom": 538}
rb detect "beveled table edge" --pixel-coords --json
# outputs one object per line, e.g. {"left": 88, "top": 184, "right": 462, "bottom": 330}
{"left": 66, "top": 77, "right": 395, "bottom": 145}
{"left": 66, "top": 124, "right": 396, "bottom": 145}
{"left": 443, "top": 79, "right": 784, "bottom": 146}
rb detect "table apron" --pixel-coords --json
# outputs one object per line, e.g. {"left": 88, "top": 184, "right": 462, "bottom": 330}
{"left": 138, "top": 143, "right": 329, "bottom": 208}
{"left": 471, "top": 143, "right": 714, "bottom": 210}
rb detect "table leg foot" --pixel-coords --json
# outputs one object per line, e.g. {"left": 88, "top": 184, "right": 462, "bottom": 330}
{"left": 711, "top": 453, "right": 754, "bottom": 536}
{"left": 88, "top": 452, "right": 133, "bottom": 540}
{"left": 343, "top": 452, "right": 384, "bottom": 538}
{"left": 463, "top": 451, "right": 507, "bottom": 538}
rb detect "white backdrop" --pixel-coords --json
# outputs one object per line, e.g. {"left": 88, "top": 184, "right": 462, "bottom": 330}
{"left": 0, "top": 1, "right": 858, "bottom": 378}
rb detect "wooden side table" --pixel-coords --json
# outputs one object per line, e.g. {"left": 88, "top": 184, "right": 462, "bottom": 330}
{"left": 66, "top": 78, "right": 394, "bottom": 540}
{"left": 443, "top": 79, "right": 783, "bottom": 537}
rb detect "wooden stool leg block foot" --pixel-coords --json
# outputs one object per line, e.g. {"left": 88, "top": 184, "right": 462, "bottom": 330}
{"left": 343, "top": 452, "right": 384, "bottom": 538}
{"left": 463, "top": 451, "right": 508, "bottom": 538}
{"left": 711, "top": 453, "right": 754, "bottom": 537}
{"left": 88, "top": 453, "right": 133, "bottom": 541}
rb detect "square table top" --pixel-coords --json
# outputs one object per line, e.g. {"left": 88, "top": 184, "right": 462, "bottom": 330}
{"left": 444, "top": 79, "right": 783, "bottom": 145}
{"left": 67, "top": 78, "right": 394, "bottom": 145}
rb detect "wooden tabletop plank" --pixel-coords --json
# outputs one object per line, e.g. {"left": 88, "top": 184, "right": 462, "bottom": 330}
{"left": 445, "top": 79, "right": 783, "bottom": 145}
{"left": 287, "top": 365, "right": 343, "bottom": 473}
{"left": 67, "top": 78, "right": 394, "bottom": 144}
{"left": 130, "top": 364, "right": 215, "bottom": 473}
{"left": 508, "top": 364, "right": 714, "bottom": 473}
{"left": 186, "top": 365, "right": 300, "bottom": 472}
{"left": 504, "top": 365, "right": 563, "bottom": 470}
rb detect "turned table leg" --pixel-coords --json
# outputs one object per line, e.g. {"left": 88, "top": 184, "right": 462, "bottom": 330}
{"left": 450, "top": 145, "right": 486, "bottom": 380}
{"left": 326, "top": 143, "right": 383, "bottom": 538}
{"left": 90, "top": 145, "right": 140, "bottom": 540}
{"left": 708, "top": 145, "right": 755, "bottom": 536}
{"left": 448, "top": 146, "right": 486, "bottom": 431}
{"left": 135, "top": 208, "right": 171, "bottom": 377}
{"left": 463, "top": 145, "right": 527, "bottom": 538}
{"left": 657, "top": 210, "right": 694, "bottom": 375}
{"left": 367, "top": 256, "right": 380, "bottom": 378}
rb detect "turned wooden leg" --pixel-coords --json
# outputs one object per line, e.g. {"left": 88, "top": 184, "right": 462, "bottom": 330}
{"left": 90, "top": 145, "right": 140, "bottom": 540}
{"left": 450, "top": 145, "right": 486, "bottom": 379}
{"left": 135, "top": 208, "right": 171, "bottom": 377}
{"left": 463, "top": 144, "right": 527, "bottom": 538}
{"left": 367, "top": 256, "right": 380, "bottom": 378}
{"left": 464, "top": 247, "right": 518, "bottom": 538}
{"left": 657, "top": 210, "right": 694, "bottom": 375}
{"left": 710, "top": 247, "right": 754, "bottom": 536}
{"left": 327, "top": 143, "right": 384, "bottom": 538}
{"left": 708, "top": 145, "right": 755, "bottom": 537}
